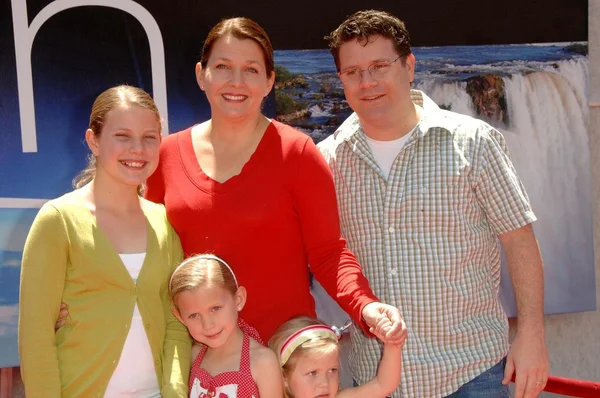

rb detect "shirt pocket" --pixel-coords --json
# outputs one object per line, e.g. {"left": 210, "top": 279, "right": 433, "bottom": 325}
{"left": 405, "top": 161, "right": 471, "bottom": 239}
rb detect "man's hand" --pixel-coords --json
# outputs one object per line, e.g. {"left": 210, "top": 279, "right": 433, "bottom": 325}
{"left": 502, "top": 330, "right": 548, "bottom": 398}
{"left": 362, "top": 302, "right": 407, "bottom": 346}
{"left": 499, "top": 224, "right": 548, "bottom": 398}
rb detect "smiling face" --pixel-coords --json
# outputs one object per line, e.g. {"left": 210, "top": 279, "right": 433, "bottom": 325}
{"left": 337, "top": 35, "right": 415, "bottom": 127}
{"left": 285, "top": 348, "right": 340, "bottom": 398}
{"left": 197, "top": 35, "right": 275, "bottom": 122}
{"left": 173, "top": 284, "right": 246, "bottom": 348}
{"left": 86, "top": 104, "right": 161, "bottom": 189}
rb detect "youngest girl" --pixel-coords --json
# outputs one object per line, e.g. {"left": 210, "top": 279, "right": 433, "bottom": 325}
{"left": 269, "top": 316, "right": 402, "bottom": 398}
{"left": 169, "top": 254, "right": 283, "bottom": 397}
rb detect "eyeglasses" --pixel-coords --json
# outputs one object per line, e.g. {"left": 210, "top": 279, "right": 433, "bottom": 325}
{"left": 338, "top": 55, "right": 402, "bottom": 84}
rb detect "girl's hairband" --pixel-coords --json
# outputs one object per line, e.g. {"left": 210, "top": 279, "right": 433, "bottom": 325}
{"left": 169, "top": 254, "right": 238, "bottom": 289}
{"left": 279, "top": 324, "right": 346, "bottom": 366}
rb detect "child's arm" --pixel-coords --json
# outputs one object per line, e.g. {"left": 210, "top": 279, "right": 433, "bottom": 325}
{"left": 251, "top": 344, "right": 284, "bottom": 398}
{"left": 338, "top": 315, "right": 404, "bottom": 397}
{"left": 337, "top": 343, "right": 402, "bottom": 398}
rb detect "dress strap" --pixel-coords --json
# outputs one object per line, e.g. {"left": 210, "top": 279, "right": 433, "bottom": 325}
{"left": 238, "top": 317, "right": 263, "bottom": 345}
{"left": 239, "top": 330, "right": 252, "bottom": 374}
{"left": 188, "top": 323, "right": 261, "bottom": 397}
{"left": 237, "top": 323, "right": 261, "bottom": 396}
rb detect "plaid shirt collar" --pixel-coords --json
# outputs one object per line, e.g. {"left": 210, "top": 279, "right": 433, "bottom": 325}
{"left": 332, "top": 90, "right": 447, "bottom": 145}
{"left": 330, "top": 90, "right": 448, "bottom": 170}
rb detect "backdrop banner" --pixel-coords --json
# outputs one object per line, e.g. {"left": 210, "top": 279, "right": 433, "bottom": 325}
{"left": 0, "top": 0, "right": 592, "bottom": 368}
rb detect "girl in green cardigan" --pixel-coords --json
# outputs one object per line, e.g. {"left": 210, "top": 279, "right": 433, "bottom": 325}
{"left": 18, "top": 85, "right": 191, "bottom": 397}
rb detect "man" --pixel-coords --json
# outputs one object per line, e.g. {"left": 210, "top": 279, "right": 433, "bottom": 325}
{"left": 317, "top": 10, "right": 548, "bottom": 398}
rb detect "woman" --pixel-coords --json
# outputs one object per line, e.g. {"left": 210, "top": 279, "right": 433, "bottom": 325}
{"left": 144, "top": 17, "right": 403, "bottom": 343}
{"left": 19, "top": 85, "right": 190, "bottom": 397}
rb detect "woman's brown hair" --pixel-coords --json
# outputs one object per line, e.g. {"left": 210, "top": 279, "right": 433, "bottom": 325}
{"left": 200, "top": 17, "right": 274, "bottom": 77}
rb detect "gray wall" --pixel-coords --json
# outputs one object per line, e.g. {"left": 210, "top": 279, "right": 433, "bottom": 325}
{"left": 522, "top": 1, "right": 600, "bottom": 395}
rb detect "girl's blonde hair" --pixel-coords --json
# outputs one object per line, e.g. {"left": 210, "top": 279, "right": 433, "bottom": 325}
{"left": 72, "top": 85, "right": 161, "bottom": 195}
{"left": 268, "top": 316, "right": 340, "bottom": 397}
{"left": 169, "top": 254, "right": 238, "bottom": 306}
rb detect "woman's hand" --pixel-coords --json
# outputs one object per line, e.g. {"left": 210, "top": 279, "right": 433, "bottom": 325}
{"left": 362, "top": 302, "right": 407, "bottom": 346}
{"left": 55, "top": 302, "right": 69, "bottom": 331}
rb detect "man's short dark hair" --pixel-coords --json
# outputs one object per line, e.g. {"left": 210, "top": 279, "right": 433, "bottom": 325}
{"left": 325, "top": 10, "right": 412, "bottom": 71}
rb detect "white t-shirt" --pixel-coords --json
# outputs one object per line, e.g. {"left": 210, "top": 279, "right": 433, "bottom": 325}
{"left": 365, "top": 125, "right": 417, "bottom": 180}
{"left": 104, "top": 253, "right": 160, "bottom": 398}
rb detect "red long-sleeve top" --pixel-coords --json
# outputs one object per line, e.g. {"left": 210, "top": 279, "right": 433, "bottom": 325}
{"left": 146, "top": 120, "right": 378, "bottom": 341}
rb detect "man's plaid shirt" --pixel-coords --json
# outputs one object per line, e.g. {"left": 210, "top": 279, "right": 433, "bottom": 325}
{"left": 318, "top": 90, "right": 536, "bottom": 397}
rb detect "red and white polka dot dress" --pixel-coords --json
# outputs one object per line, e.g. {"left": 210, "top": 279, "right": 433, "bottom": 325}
{"left": 189, "top": 319, "right": 262, "bottom": 398}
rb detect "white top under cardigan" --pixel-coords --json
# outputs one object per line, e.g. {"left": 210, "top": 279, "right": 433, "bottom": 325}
{"left": 104, "top": 253, "right": 161, "bottom": 398}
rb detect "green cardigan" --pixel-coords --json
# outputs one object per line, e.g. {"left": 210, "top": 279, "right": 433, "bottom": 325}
{"left": 18, "top": 194, "right": 191, "bottom": 397}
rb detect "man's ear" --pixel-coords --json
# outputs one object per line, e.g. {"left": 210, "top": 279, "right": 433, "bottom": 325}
{"left": 235, "top": 286, "right": 247, "bottom": 312}
{"left": 405, "top": 53, "right": 416, "bottom": 83}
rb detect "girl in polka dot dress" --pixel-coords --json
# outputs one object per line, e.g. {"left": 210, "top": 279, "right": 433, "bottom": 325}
{"left": 170, "top": 254, "right": 283, "bottom": 397}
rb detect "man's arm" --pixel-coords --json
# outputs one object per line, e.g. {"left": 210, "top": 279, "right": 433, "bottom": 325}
{"left": 499, "top": 224, "right": 548, "bottom": 398}
{"left": 471, "top": 123, "right": 548, "bottom": 398}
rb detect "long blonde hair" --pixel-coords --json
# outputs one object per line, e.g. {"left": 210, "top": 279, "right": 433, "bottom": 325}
{"left": 268, "top": 316, "right": 340, "bottom": 397}
{"left": 72, "top": 85, "right": 161, "bottom": 195}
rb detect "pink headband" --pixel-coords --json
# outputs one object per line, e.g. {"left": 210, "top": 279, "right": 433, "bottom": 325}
{"left": 279, "top": 325, "right": 339, "bottom": 366}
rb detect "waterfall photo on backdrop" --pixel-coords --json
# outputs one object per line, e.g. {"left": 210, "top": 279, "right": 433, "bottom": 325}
{"left": 273, "top": 42, "right": 594, "bottom": 317}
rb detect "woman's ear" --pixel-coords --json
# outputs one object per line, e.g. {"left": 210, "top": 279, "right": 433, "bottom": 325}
{"left": 196, "top": 62, "right": 206, "bottom": 91}
{"left": 171, "top": 305, "right": 184, "bottom": 324}
{"left": 85, "top": 129, "right": 99, "bottom": 157}
{"left": 235, "top": 286, "right": 247, "bottom": 311}
{"left": 265, "top": 70, "right": 275, "bottom": 97}
{"left": 283, "top": 376, "right": 293, "bottom": 397}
